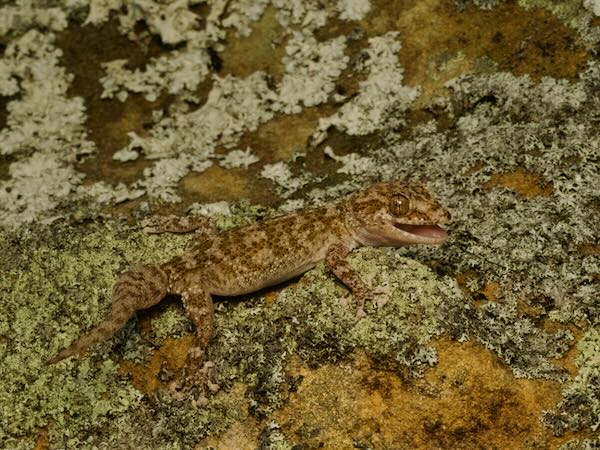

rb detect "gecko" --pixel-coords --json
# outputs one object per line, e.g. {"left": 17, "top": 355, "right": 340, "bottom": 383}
{"left": 47, "top": 182, "right": 449, "bottom": 398}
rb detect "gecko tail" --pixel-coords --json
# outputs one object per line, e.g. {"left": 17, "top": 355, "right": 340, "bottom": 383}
{"left": 46, "top": 264, "right": 168, "bottom": 365}
{"left": 46, "top": 313, "right": 129, "bottom": 364}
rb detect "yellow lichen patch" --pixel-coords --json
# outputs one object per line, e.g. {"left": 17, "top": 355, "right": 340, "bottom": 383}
{"left": 455, "top": 270, "right": 479, "bottom": 295}
{"left": 423, "top": 340, "right": 561, "bottom": 449}
{"left": 553, "top": 327, "right": 583, "bottom": 379}
{"left": 118, "top": 335, "right": 194, "bottom": 393}
{"left": 363, "top": 0, "right": 589, "bottom": 105}
{"left": 481, "top": 281, "right": 500, "bottom": 301}
{"left": 33, "top": 428, "right": 48, "bottom": 450}
{"left": 274, "top": 343, "right": 567, "bottom": 449}
{"left": 262, "top": 291, "right": 280, "bottom": 306}
{"left": 485, "top": 169, "right": 553, "bottom": 198}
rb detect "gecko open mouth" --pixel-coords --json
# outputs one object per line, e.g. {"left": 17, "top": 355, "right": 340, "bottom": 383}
{"left": 393, "top": 223, "right": 449, "bottom": 241}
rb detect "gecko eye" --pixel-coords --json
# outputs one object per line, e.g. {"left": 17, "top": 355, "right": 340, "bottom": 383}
{"left": 391, "top": 194, "right": 410, "bottom": 216}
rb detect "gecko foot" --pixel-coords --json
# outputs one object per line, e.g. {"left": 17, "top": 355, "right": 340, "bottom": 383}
{"left": 371, "top": 285, "right": 390, "bottom": 308}
{"left": 339, "top": 285, "right": 389, "bottom": 318}
{"left": 169, "top": 360, "right": 220, "bottom": 406}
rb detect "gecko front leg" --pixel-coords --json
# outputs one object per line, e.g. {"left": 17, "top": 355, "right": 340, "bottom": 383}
{"left": 325, "top": 243, "right": 379, "bottom": 317}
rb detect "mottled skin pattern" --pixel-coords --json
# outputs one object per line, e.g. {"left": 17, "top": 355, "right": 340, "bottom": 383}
{"left": 48, "top": 182, "right": 449, "bottom": 400}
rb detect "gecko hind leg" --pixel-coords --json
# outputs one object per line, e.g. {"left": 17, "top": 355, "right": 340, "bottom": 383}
{"left": 47, "top": 264, "right": 168, "bottom": 364}
{"left": 170, "top": 286, "right": 218, "bottom": 404}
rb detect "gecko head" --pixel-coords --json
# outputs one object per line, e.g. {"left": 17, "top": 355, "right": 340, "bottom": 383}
{"left": 348, "top": 182, "right": 450, "bottom": 247}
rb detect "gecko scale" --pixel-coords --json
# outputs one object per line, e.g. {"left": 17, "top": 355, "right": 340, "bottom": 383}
{"left": 48, "top": 182, "right": 449, "bottom": 396}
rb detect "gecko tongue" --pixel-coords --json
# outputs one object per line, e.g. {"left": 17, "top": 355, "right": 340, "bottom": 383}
{"left": 396, "top": 224, "right": 449, "bottom": 241}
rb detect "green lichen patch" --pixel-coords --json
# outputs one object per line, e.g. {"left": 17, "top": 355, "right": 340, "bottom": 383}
{"left": 256, "top": 423, "right": 295, "bottom": 450}
{"left": 542, "top": 328, "right": 600, "bottom": 436}
{"left": 0, "top": 220, "right": 225, "bottom": 449}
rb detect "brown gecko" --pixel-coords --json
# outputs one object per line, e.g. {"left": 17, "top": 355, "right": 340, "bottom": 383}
{"left": 47, "top": 182, "right": 449, "bottom": 396}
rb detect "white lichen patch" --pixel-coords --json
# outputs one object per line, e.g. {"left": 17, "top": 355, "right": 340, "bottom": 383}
{"left": 273, "top": 32, "right": 349, "bottom": 114}
{"left": 100, "top": 48, "right": 212, "bottom": 102}
{"left": 314, "top": 32, "right": 420, "bottom": 143}
{"left": 583, "top": 0, "right": 600, "bottom": 16}
{"left": 136, "top": 154, "right": 197, "bottom": 203}
{"left": 187, "top": 200, "right": 232, "bottom": 217}
{"left": 337, "top": 0, "right": 371, "bottom": 21}
{"left": 126, "top": 0, "right": 203, "bottom": 46}
{"left": 0, "top": 1, "right": 67, "bottom": 36}
{"left": 221, "top": 0, "right": 270, "bottom": 37}
{"left": 85, "top": 0, "right": 223, "bottom": 45}
{"left": 0, "top": 153, "right": 84, "bottom": 227}
{"left": 0, "top": 30, "right": 93, "bottom": 157}
{"left": 82, "top": 181, "right": 145, "bottom": 205}
{"left": 219, "top": 147, "right": 260, "bottom": 169}
{"left": 126, "top": 73, "right": 275, "bottom": 160}
{"left": 83, "top": 0, "right": 126, "bottom": 26}
{"left": 112, "top": 147, "right": 140, "bottom": 161}
{"left": 0, "top": 30, "right": 94, "bottom": 228}
{"left": 272, "top": 0, "right": 331, "bottom": 31}
{"left": 95, "top": 0, "right": 229, "bottom": 102}
{"left": 120, "top": 73, "right": 277, "bottom": 201}
{"left": 324, "top": 146, "right": 376, "bottom": 175}
{"left": 260, "top": 161, "right": 315, "bottom": 198}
